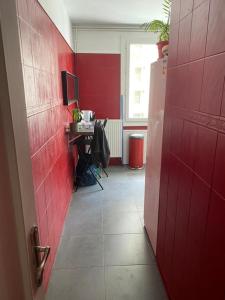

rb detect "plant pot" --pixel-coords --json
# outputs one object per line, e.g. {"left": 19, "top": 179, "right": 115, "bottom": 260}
{"left": 162, "top": 44, "right": 169, "bottom": 57}
{"left": 157, "top": 40, "right": 169, "bottom": 59}
{"left": 70, "top": 122, "right": 78, "bottom": 133}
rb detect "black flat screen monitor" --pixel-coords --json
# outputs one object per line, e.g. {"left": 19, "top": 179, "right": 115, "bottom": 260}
{"left": 61, "top": 71, "right": 79, "bottom": 105}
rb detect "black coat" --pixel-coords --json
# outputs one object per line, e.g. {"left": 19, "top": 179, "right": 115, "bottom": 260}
{"left": 91, "top": 121, "right": 110, "bottom": 168}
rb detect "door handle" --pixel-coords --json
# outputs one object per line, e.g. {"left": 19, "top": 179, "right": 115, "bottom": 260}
{"left": 31, "top": 226, "right": 50, "bottom": 287}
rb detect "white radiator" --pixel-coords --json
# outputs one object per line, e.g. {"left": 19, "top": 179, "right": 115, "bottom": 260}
{"left": 100, "top": 119, "right": 122, "bottom": 157}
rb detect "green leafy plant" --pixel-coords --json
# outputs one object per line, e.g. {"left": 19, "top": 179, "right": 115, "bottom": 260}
{"left": 72, "top": 108, "right": 82, "bottom": 123}
{"left": 144, "top": 0, "right": 171, "bottom": 42}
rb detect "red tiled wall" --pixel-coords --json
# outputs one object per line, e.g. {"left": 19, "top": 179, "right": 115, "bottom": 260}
{"left": 157, "top": 0, "right": 225, "bottom": 299}
{"left": 17, "top": 0, "right": 76, "bottom": 289}
{"left": 76, "top": 53, "right": 121, "bottom": 119}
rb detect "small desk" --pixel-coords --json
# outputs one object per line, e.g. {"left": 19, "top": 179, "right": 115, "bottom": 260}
{"left": 68, "top": 131, "right": 94, "bottom": 145}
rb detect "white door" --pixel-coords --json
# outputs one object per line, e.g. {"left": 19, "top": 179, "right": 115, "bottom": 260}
{"left": 0, "top": 1, "right": 48, "bottom": 299}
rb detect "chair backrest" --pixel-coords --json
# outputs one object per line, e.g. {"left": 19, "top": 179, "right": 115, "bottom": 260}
{"left": 103, "top": 118, "right": 108, "bottom": 128}
{"left": 91, "top": 119, "right": 110, "bottom": 168}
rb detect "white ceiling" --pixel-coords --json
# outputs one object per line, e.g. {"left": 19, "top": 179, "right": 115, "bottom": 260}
{"left": 63, "top": 0, "right": 164, "bottom": 26}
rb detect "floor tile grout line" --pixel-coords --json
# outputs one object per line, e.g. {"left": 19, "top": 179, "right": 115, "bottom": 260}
{"left": 103, "top": 263, "right": 158, "bottom": 268}
{"left": 60, "top": 233, "right": 148, "bottom": 238}
{"left": 102, "top": 204, "right": 107, "bottom": 300}
{"left": 52, "top": 263, "right": 157, "bottom": 271}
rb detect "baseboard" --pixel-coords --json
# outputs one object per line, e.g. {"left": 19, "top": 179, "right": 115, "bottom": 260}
{"left": 109, "top": 157, "right": 122, "bottom": 166}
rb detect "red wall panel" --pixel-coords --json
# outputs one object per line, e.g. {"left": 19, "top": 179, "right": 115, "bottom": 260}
{"left": 157, "top": 153, "right": 170, "bottom": 274}
{"left": 123, "top": 126, "right": 148, "bottom": 130}
{"left": 200, "top": 52, "right": 225, "bottom": 116}
{"left": 206, "top": 0, "right": 225, "bottom": 56}
{"left": 180, "top": 0, "right": 193, "bottom": 19}
{"left": 177, "top": 13, "right": 192, "bottom": 64}
{"left": 213, "top": 133, "right": 225, "bottom": 199}
{"left": 190, "top": 0, "right": 210, "bottom": 60}
{"left": 200, "top": 191, "right": 225, "bottom": 299}
{"left": 157, "top": 0, "right": 225, "bottom": 299}
{"left": 167, "top": 23, "right": 179, "bottom": 67}
{"left": 76, "top": 53, "right": 121, "bottom": 119}
{"left": 186, "top": 59, "right": 204, "bottom": 110}
{"left": 170, "top": 165, "right": 193, "bottom": 299}
{"left": 17, "top": 0, "right": 75, "bottom": 290}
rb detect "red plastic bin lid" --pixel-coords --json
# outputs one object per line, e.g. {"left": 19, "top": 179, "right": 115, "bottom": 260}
{"left": 129, "top": 133, "right": 144, "bottom": 139}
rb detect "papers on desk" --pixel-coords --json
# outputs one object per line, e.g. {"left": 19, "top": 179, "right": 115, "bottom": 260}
{"left": 77, "top": 121, "right": 94, "bottom": 132}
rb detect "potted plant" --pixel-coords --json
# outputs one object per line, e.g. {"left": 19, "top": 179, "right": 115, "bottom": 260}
{"left": 70, "top": 108, "right": 82, "bottom": 132}
{"left": 144, "top": 0, "right": 171, "bottom": 59}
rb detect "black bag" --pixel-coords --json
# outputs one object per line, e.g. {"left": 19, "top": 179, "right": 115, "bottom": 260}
{"left": 76, "top": 155, "right": 97, "bottom": 187}
{"left": 77, "top": 169, "right": 96, "bottom": 187}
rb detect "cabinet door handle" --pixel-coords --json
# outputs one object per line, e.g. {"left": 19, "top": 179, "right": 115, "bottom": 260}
{"left": 31, "top": 226, "right": 50, "bottom": 287}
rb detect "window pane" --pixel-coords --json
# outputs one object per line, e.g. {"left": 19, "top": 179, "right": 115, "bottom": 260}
{"left": 128, "top": 44, "right": 158, "bottom": 119}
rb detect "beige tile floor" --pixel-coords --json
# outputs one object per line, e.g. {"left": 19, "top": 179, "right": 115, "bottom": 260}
{"left": 46, "top": 166, "right": 168, "bottom": 300}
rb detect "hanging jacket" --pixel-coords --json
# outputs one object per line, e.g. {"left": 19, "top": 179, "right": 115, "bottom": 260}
{"left": 91, "top": 121, "right": 110, "bottom": 168}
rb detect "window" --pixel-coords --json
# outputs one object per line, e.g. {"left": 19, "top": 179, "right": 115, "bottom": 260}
{"left": 135, "top": 67, "right": 142, "bottom": 81}
{"left": 134, "top": 90, "right": 142, "bottom": 104}
{"left": 127, "top": 44, "right": 158, "bottom": 121}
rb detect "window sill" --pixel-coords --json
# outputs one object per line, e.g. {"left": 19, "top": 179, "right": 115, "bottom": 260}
{"left": 123, "top": 120, "right": 148, "bottom": 127}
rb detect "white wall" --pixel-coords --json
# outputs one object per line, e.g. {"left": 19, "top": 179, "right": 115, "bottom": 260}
{"left": 75, "top": 29, "right": 121, "bottom": 54}
{"left": 38, "top": 0, "right": 74, "bottom": 50}
{"left": 74, "top": 27, "right": 158, "bottom": 54}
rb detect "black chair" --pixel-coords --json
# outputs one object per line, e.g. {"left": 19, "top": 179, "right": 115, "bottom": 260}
{"left": 103, "top": 118, "right": 108, "bottom": 128}
{"left": 87, "top": 119, "right": 109, "bottom": 177}
{"left": 98, "top": 118, "right": 109, "bottom": 177}
{"left": 76, "top": 119, "right": 110, "bottom": 190}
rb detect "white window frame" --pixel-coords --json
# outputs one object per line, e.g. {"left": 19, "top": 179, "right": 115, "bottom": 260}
{"left": 124, "top": 38, "right": 157, "bottom": 126}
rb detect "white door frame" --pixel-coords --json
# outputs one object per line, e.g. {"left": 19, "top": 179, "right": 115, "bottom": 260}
{"left": 0, "top": 0, "right": 45, "bottom": 299}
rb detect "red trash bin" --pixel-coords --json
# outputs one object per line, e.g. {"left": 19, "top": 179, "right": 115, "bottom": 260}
{"left": 129, "top": 134, "right": 144, "bottom": 169}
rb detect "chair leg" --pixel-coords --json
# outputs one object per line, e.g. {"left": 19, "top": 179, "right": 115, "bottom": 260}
{"left": 102, "top": 168, "right": 109, "bottom": 177}
{"left": 77, "top": 143, "right": 104, "bottom": 190}
{"left": 92, "top": 165, "right": 101, "bottom": 179}
{"left": 92, "top": 158, "right": 108, "bottom": 178}
{"left": 89, "top": 167, "right": 104, "bottom": 190}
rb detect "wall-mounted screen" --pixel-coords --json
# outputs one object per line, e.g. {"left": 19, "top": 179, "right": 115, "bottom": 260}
{"left": 61, "top": 71, "right": 79, "bottom": 105}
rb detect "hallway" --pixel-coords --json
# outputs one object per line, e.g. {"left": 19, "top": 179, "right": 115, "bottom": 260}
{"left": 46, "top": 167, "right": 168, "bottom": 300}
